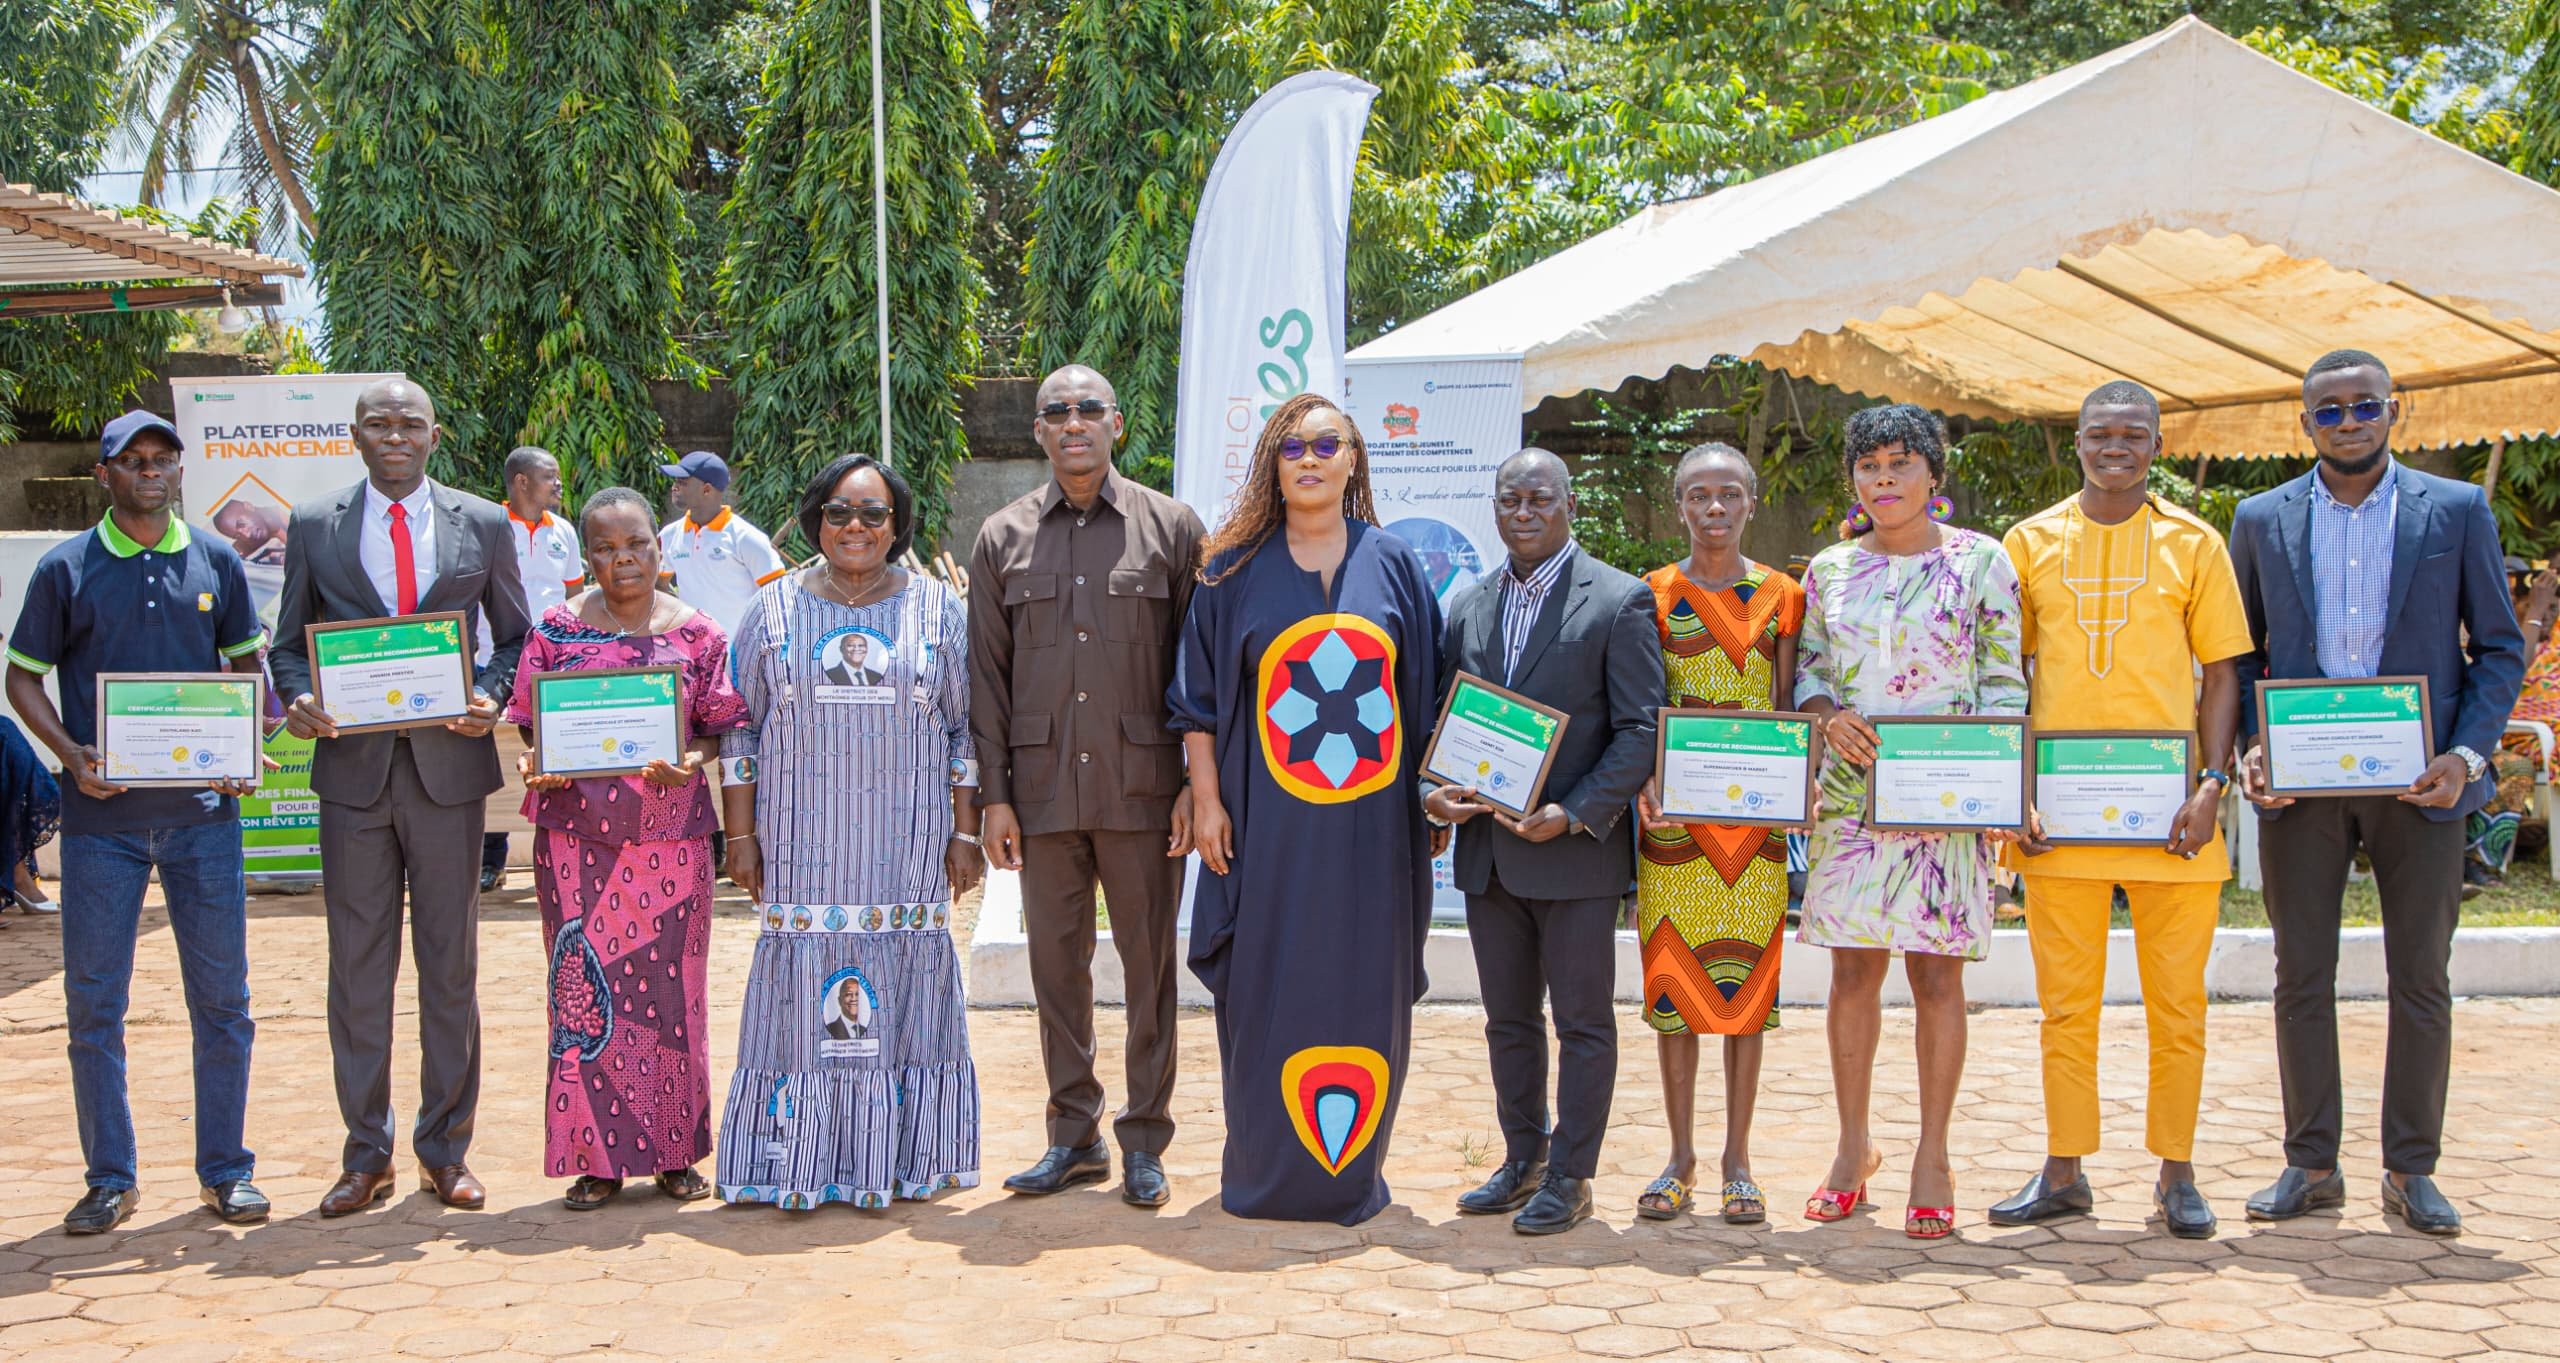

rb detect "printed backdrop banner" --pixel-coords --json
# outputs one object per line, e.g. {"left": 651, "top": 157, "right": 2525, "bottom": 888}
{"left": 1342, "top": 355, "right": 1525, "bottom": 916}
{"left": 172, "top": 371, "right": 399, "bottom": 879}
{"left": 1171, "top": 70, "right": 1378, "bottom": 529}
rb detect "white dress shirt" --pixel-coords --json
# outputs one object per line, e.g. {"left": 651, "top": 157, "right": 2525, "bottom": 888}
{"left": 360, "top": 479, "right": 440, "bottom": 614}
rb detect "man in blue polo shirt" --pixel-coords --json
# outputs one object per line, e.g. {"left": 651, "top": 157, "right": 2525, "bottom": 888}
{"left": 4, "top": 410, "right": 271, "bottom": 1235}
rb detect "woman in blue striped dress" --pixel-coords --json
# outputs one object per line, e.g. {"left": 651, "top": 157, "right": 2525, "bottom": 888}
{"left": 713, "top": 454, "right": 988, "bottom": 1210}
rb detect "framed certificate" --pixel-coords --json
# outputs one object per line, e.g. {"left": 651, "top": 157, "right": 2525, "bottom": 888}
{"left": 94, "top": 673, "right": 263, "bottom": 788}
{"left": 530, "top": 667, "right": 686, "bottom": 779}
{"left": 306, "top": 612, "right": 474, "bottom": 733}
{"left": 1863, "top": 715, "right": 2030, "bottom": 833}
{"left": 1654, "top": 709, "right": 1819, "bottom": 827}
{"left": 1420, "top": 670, "right": 1569, "bottom": 818}
{"left": 2033, "top": 730, "right": 2193, "bottom": 846}
{"left": 2256, "top": 676, "right": 2434, "bottom": 797}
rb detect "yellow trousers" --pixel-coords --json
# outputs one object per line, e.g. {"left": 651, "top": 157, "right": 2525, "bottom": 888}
{"left": 2019, "top": 876, "right": 2218, "bottom": 1161}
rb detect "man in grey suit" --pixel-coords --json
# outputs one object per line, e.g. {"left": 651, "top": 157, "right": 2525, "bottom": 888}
{"left": 2231, "top": 349, "right": 2525, "bottom": 1237}
{"left": 271, "top": 378, "right": 530, "bottom": 1216}
{"left": 1424, "top": 448, "right": 1664, "bottom": 1235}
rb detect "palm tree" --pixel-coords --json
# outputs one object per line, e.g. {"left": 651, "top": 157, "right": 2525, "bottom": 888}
{"left": 117, "top": 0, "right": 323, "bottom": 247}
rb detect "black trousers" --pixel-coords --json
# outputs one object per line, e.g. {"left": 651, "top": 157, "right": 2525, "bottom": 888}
{"left": 1464, "top": 878, "right": 1619, "bottom": 1179}
{"left": 2257, "top": 796, "right": 2463, "bottom": 1175}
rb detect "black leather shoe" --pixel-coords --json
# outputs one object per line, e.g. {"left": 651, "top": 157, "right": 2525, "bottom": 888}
{"left": 64, "top": 1186, "right": 138, "bottom": 1235}
{"left": 479, "top": 866, "right": 504, "bottom": 893}
{"left": 1122, "top": 1152, "right": 1169, "bottom": 1208}
{"left": 2246, "top": 1167, "right": 2347, "bottom": 1221}
{"left": 1988, "top": 1171, "right": 2093, "bottom": 1226}
{"left": 2383, "top": 1174, "right": 2462, "bottom": 1236}
{"left": 1456, "top": 1159, "right": 1546, "bottom": 1215}
{"left": 1004, "top": 1141, "right": 1110, "bottom": 1195}
{"left": 2155, "top": 1179, "right": 2217, "bottom": 1239}
{"left": 200, "top": 1179, "right": 270, "bottom": 1225}
{"left": 1512, "top": 1174, "right": 1592, "bottom": 1235}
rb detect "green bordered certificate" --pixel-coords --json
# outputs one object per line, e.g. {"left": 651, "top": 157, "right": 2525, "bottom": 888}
{"left": 1863, "top": 715, "right": 2031, "bottom": 833}
{"left": 306, "top": 612, "right": 473, "bottom": 733}
{"left": 95, "top": 673, "right": 263, "bottom": 788}
{"left": 531, "top": 667, "right": 685, "bottom": 779}
{"left": 1420, "top": 670, "right": 1569, "bottom": 818}
{"left": 1654, "top": 709, "right": 1819, "bottom": 827}
{"left": 2257, "top": 676, "right": 2434, "bottom": 797}
{"left": 2033, "top": 730, "right": 2193, "bottom": 845}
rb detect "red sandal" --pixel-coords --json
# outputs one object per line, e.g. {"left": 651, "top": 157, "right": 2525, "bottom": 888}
{"left": 1905, "top": 1204, "right": 1957, "bottom": 1240}
{"left": 1803, "top": 1182, "right": 1867, "bottom": 1222}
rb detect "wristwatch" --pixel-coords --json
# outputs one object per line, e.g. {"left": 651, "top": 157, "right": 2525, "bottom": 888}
{"left": 2451, "top": 745, "right": 2489, "bottom": 784}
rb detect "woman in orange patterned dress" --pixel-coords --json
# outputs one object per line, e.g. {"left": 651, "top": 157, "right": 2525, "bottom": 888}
{"left": 1631, "top": 444, "right": 1803, "bottom": 1224}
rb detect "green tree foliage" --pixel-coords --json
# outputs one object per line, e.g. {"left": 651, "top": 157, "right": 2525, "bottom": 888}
{"left": 1956, "top": 0, "right": 2515, "bottom": 78}
{"left": 506, "top": 0, "right": 694, "bottom": 496}
{"left": 2521, "top": 0, "right": 2560, "bottom": 182}
{"left": 976, "top": 0, "right": 1072, "bottom": 365}
{"left": 310, "top": 0, "right": 519, "bottom": 481}
{"left": 719, "top": 0, "right": 991, "bottom": 551}
{"left": 117, "top": 0, "right": 324, "bottom": 249}
{"left": 2242, "top": 26, "right": 2522, "bottom": 164}
{"left": 1017, "top": 0, "right": 1233, "bottom": 485}
{"left": 0, "top": 0, "right": 179, "bottom": 445}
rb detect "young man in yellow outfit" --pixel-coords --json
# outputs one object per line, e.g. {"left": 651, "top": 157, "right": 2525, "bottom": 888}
{"left": 1991, "top": 380, "right": 2251, "bottom": 1239}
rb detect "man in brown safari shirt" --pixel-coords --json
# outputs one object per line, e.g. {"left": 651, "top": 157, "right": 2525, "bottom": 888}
{"left": 971, "top": 364, "right": 1204, "bottom": 1208}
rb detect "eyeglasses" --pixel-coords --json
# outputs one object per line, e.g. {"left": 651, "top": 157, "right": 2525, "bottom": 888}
{"left": 2310, "top": 398, "right": 2390, "bottom": 427}
{"left": 1037, "top": 399, "right": 1118, "bottom": 423}
{"left": 1279, "top": 434, "right": 1344, "bottom": 462}
{"left": 821, "top": 499, "right": 894, "bottom": 529}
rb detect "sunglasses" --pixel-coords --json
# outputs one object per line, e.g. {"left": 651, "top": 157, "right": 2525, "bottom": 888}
{"left": 1037, "top": 399, "right": 1118, "bottom": 423}
{"left": 2310, "top": 398, "right": 2390, "bottom": 427}
{"left": 821, "top": 499, "right": 894, "bottom": 529}
{"left": 1279, "top": 434, "right": 1344, "bottom": 462}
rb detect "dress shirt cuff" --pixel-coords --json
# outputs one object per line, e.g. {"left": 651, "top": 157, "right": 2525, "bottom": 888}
{"left": 949, "top": 758, "right": 980, "bottom": 789}
{"left": 721, "top": 755, "right": 759, "bottom": 786}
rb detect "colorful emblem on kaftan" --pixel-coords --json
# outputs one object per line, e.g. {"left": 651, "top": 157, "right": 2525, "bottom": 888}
{"left": 1255, "top": 614, "right": 1401, "bottom": 804}
{"left": 1280, "top": 1045, "right": 1390, "bottom": 1176}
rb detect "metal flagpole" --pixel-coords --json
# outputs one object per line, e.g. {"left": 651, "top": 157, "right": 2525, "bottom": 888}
{"left": 871, "top": 0, "right": 894, "bottom": 467}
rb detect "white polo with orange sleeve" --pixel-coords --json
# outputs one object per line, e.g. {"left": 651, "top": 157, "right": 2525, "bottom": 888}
{"left": 479, "top": 509, "right": 586, "bottom": 663}
{"left": 659, "top": 506, "right": 786, "bottom": 636}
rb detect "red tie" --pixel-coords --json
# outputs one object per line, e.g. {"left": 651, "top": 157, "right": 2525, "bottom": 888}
{"left": 387, "top": 502, "right": 419, "bottom": 615}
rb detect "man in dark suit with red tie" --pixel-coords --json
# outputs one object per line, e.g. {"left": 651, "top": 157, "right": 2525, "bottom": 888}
{"left": 270, "top": 378, "right": 530, "bottom": 1216}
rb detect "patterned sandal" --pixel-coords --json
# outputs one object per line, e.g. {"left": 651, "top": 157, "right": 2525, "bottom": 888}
{"left": 1905, "top": 1204, "right": 1957, "bottom": 1240}
{"left": 1635, "top": 1176, "right": 1693, "bottom": 1221}
{"left": 1721, "top": 1178, "right": 1768, "bottom": 1226}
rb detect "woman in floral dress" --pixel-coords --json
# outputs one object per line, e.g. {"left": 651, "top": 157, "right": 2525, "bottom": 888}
{"left": 1794, "top": 405, "right": 2026, "bottom": 1240}
{"left": 506, "top": 487, "right": 748, "bottom": 1210}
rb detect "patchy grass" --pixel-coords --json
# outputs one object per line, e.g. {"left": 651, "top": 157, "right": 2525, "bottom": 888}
{"left": 2216, "top": 860, "right": 2560, "bottom": 929}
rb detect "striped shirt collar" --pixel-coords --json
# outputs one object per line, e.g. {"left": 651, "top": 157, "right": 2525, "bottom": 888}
{"left": 1504, "top": 540, "right": 1575, "bottom": 593}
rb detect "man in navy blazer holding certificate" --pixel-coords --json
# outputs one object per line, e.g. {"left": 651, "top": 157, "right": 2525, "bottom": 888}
{"left": 2229, "top": 349, "right": 2524, "bottom": 1236}
{"left": 1423, "top": 449, "right": 1663, "bottom": 1235}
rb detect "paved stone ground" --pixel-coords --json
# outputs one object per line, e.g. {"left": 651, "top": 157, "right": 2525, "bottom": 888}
{"left": 0, "top": 886, "right": 2553, "bottom": 1363}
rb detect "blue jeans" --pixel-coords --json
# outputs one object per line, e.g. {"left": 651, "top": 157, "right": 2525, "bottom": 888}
{"left": 61, "top": 823, "right": 255, "bottom": 1190}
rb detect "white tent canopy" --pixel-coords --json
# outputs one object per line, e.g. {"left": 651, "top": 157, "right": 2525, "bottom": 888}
{"left": 1350, "top": 17, "right": 2560, "bottom": 458}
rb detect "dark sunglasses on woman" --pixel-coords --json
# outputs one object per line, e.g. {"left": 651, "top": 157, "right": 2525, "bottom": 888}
{"left": 1279, "top": 434, "right": 1344, "bottom": 461}
{"left": 822, "top": 500, "right": 895, "bottom": 529}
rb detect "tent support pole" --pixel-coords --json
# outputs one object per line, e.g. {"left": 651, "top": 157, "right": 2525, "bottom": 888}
{"left": 2485, "top": 436, "right": 2509, "bottom": 498}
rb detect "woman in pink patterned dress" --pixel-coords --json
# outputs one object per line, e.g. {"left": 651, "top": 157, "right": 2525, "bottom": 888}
{"left": 504, "top": 487, "right": 747, "bottom": 1210}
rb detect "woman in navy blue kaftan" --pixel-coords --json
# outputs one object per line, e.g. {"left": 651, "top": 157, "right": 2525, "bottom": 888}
{"left": 1167, "top": 394, "right": 1443, "bottom": 1225}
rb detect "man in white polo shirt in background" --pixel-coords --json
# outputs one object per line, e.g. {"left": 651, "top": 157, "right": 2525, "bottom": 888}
{"left": 480, "top": 445, "right": 584, "bottom": 891}
{"left": 657, "top": 450, "right": 785, "bottom": 637}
